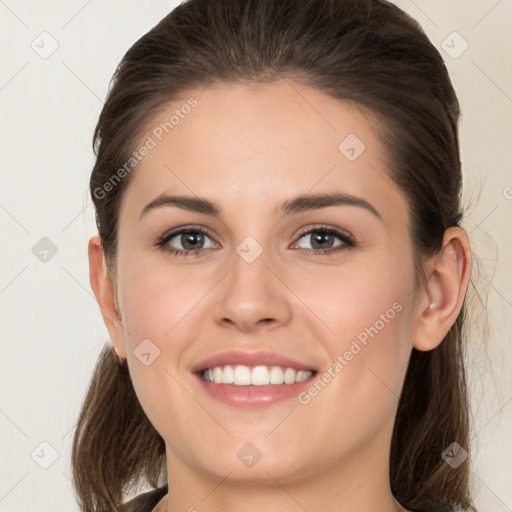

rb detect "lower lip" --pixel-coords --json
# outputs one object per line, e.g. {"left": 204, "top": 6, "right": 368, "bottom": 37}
{"left": 194, "top": 373, "right": 316, "bottom": 408}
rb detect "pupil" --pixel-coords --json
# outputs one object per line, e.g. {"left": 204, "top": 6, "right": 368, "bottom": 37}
{"left": 182, "top": 232, "right": 203, "bottom": 250}
{"left": 311, "top": 231, "right": 333, "bottom": 249}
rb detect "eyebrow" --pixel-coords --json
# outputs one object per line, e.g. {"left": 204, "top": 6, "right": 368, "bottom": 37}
{"left": 139, "top": 192, "right": 381, "bottom": 220}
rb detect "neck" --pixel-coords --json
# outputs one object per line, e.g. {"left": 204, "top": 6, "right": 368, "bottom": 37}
{"left": 160, "top": 425, "right": 409, "bottom": 512}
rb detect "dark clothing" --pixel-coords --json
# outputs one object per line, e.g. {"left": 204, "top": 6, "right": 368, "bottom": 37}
{"left": 121, "top": 485, "right": 168, "bottom": 512}
{"left": 120, "top": 484, "right": 450, "bottom": 512}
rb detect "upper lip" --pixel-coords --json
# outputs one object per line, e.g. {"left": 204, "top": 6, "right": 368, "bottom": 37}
{"left": 191, "top": 350, "right": 318, "bottom": 373}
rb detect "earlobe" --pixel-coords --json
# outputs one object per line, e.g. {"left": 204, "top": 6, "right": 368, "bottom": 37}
{"left": 88, "top": 235, "right": 126, "bottom": 358}
{"left": 413, "top": 227, "right": 472, "bottom": 352}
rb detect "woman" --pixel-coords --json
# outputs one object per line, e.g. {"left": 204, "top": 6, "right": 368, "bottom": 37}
{"left": 72, "top": 0, "right": 476, "bottom": 511}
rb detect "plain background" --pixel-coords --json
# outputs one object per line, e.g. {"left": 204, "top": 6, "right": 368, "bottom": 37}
{"left": 0, "top": 1, "right": 510, "bottom": 511}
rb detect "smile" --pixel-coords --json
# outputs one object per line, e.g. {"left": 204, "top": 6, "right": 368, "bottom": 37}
{"left": 201, "top": 364, "right": 315, "bottom": 385}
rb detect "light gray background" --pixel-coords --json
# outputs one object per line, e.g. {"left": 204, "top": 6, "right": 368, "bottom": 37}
{"left": 0, "top": 1, "right": 510, "bottom": 511}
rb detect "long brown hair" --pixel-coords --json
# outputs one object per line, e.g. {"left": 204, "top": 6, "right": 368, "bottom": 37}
{"left": 73, "top": 0, "right": 476, "bottom": 510}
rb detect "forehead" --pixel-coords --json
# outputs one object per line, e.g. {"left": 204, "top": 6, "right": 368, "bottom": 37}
{"left": 120, "top": 79, "right": 409, "bottom": 225}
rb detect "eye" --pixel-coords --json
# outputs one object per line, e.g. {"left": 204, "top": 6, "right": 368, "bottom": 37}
{"left": 156, "top": 224, "right": 355, "bottom": 257}
{"left": 157, "top": 225, "right": 219, "bottom": 256}
{"left": 291, "top": 225, "right": 355, "bottom": 255}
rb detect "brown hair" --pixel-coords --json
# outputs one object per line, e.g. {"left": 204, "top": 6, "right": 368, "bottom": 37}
{"left": 73, "top": 0, "right": 476, "bottom": 510}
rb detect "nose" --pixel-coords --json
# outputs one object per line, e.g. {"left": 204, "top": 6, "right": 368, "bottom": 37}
{"left": 212, "top": 246, "right": 292, "bottom": 333}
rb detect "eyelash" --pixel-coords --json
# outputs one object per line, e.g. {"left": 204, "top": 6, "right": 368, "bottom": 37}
{"left": 156, "top": 224, "right": 356, "bottom": 257}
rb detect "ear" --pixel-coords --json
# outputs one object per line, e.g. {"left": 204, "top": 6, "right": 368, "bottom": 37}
{"left": 88, "top": 235, "right": 127, "bottom": 358}
{"left": 412, "top": 227, "right": 472, "bottom": 351}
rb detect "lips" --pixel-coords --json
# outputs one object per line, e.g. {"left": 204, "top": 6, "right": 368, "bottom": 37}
{"left": 189, "top": 350, "right": 319, "bottom": 407}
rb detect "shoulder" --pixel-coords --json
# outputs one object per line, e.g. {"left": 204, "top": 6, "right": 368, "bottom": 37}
{"left": 120, "top": 485, "right": 168, "bottom": 512}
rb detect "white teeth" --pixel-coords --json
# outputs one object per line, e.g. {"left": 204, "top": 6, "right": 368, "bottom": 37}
{"left": 233, "top": 365, "right": 251, "bottom": 385}
{"left": 201, "top": 365, "right": 313, "bottom": 385}
{"left": 284, "top": 367, "right": 296, "bottom": 384}
{"left": 251, "top": 365, "right": 270, "bottom": 386}
{"left": 213, "top": 366, "right": 223, "bottom": 383}
{"left": 269, "top": 366, "right": 285, "bottom": 385}
{"left": 223, "top": 364, "right": 234, "bottom": 384}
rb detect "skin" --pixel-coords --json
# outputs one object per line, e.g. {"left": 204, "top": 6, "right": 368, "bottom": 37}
{"left": 89, "top": 79, "right": 471, "bottom": 512}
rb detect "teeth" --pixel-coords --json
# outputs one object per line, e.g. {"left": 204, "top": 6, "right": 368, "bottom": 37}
{"left": 202, "top": 365, "right": 313, "bottom": 385}
{"left": 251, "top": 365, "right": 270, "bottom": 385}
{"left": 284, "top": 367, "right": 296, "bottom": 384}
{"left": 270, "top": 366, "right": 285, "bottom": 384}
{"left": 222, "top": 364, "right": 234, "bottom": 384}
{"left": 233, "top": 365, "right": 251, "bottom": 385}
{"left": 295, "top": 370, "right": 311, "bottom": 383}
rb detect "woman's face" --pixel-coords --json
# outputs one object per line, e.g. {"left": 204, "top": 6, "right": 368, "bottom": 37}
{"left": 111, "top": 80, "right": 422, "bottom": 485}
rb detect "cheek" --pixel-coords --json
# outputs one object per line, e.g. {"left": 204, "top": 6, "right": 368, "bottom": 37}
{"left": 291, "top": 246, "right": 415, "bottom": 349}
{"left": 115, "top": 257, "right": 211, "bottom": 444}
{"left": 292, "top": 250, "right": 416, "bottom": 418}
{"left": 117, "top": 253, "right": 209, "bottom": 349}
